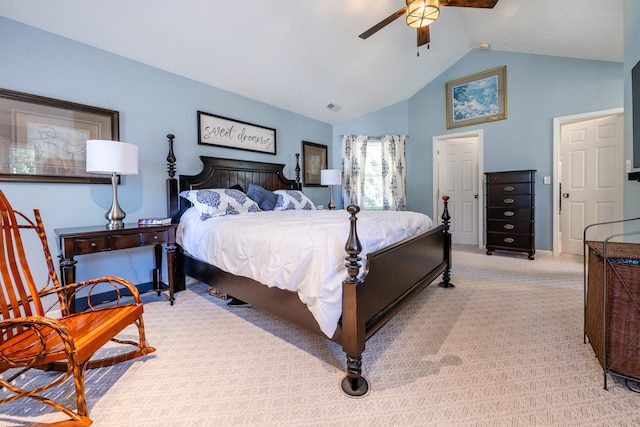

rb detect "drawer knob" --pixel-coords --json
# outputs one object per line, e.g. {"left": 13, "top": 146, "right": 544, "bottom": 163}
{"left": 503, "top": 211, "right": 515, "bottom": 217}
{"left": 504, "top": 237, "right": 515, "bottom": 243}
{"left": 503, "top": 224, "right": 515, "bottom": 230}
{"left": 153, "top": 235, "right": 159, "bottom": 240}
{"left": 90, "top": 242, "right": 97, "bottom": 248}
{"left": 503, "top": 186, "right": 514, "bottom": 192}
{"left": 503, "top": 198, "right": 514, "bottom": 204}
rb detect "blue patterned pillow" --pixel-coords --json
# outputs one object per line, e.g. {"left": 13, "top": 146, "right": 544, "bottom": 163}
{"left": 246, "top": 183, "right": 278, "bottom": 211}
{"left": 180, "top": 189, "right": 260, "bottom": 220}
{"left": 273, "top": 190, "right": 317, "bottom": 210}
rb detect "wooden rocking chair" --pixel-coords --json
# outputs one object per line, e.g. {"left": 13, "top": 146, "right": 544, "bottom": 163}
{"left": 0, "top": 190, "right": 156, "bottom": 426}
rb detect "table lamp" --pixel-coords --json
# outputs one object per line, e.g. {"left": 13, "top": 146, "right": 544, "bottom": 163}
{"left": 86, "top": 140, "right": 138, "bottom": 229}
{"left": 320, "top": 169, "right": 341, "bottom": 210}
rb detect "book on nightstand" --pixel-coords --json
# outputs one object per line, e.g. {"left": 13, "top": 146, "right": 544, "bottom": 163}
{"left": 137, "top": 217, "right": 172, "bottom": 226}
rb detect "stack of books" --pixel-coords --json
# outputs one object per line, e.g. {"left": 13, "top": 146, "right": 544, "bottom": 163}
{"left": 137, "top": 217, "right": 172, "bottom": 226}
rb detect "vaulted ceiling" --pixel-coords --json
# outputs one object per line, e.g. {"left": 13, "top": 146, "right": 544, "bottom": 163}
{"left": 0, "top": 0, "right": 623, "bottom": 124}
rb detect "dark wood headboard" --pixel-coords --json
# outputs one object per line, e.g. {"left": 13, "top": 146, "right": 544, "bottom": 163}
{"left": 166, "top": 134, "right": 301, "bottom": 220}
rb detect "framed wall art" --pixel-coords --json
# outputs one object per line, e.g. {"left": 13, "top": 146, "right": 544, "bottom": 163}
{"left": 198, "top": 111, "right": 276, "bottom": 155}
{"left": 445, "top": 66, "right": 507, "bottom": 129}
{"left": 302, "top": 141, "right": 327, "bottom": 186}
{"left": 0, "top": 88, "right": 119, "bottom": 184}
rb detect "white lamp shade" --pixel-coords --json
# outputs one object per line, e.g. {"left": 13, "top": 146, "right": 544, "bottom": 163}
{"left": 86, "top": 140, "right": 138, "bottom": 175}
{"left": 321, "top": 169, "right": 341, "bottom": 186}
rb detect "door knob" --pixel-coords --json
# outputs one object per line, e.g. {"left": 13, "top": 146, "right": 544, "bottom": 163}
{"left": 562, "top": 193, "right": 570, "bottom": 198}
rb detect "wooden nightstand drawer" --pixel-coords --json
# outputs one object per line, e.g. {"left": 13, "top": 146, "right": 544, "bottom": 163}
{"left": 111, "top": 233, "right": 143, "bottom": 250}
{"left": 74, "top": 236, "right": 111, "bottom": 254}
{"left": 141, "top": 230, "right": 168, "bottom": 245}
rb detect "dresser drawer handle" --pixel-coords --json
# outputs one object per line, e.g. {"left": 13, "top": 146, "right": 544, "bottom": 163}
{"left": 504, "top": 237, "right": 515, "bottom": 243}
{"left": 503, "top": 211, "right": 515, "bottom": 217}
{"left": 90, "top": 242, "right": 97, "bottom": 248}
{"left": 503, "top": 186, "right": 515, "bottom": 192}
{"left": 503, "top": 224, "right": 515, "bottom": 230}
{"left": 503, "top": 198, "right": 514, "bottom": 204}
{"left": 153, "top": 235, "right": 159, "bottom": 240}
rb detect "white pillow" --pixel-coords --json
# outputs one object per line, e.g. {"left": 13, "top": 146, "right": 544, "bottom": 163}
{"left": 273, "top": 190, "right": 316, "bottom": 210}
{"left": 180, "top": 189, "right": 260, "bottom": 220}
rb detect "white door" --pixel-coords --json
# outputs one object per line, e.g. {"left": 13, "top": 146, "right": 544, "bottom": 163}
{"left": 560, "top": 114, "right": 624, "bottom": 254}
{"left": 436, "top": 136, "right": 480, "bottom": 245}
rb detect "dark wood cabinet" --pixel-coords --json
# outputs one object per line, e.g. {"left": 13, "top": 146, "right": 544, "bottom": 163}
{"left": 485, "top": 170, "right": 536, "bottom": 259}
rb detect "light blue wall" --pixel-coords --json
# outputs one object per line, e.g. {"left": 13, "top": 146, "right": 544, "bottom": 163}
{"left": 337, "top": 50, "right": 624, "bottom": 251}
{"left": 623, "top": 0, "right": 640, "bottom": 222}
{"left": 0, "top": 17, "right": 331, "bottom": 284}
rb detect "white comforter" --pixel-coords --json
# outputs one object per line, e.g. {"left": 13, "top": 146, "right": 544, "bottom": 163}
{"left": 177, "top": 208, "right": 434, "bottom": 338}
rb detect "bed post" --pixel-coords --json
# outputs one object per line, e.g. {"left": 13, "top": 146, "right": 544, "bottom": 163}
{"left": 439, "top": 195, "right": 454, "bottom": 288}
{"left": 166, "top": 133, "right": 185, "bottom": 292}
{"left": 166, "top": 133, "right": 178, "bottom": 218}
{"left": 295, "top": 153, "right": 302, "bottom": 190}
{"left": 340, "top": 205, "right": 369, "bottom": 397}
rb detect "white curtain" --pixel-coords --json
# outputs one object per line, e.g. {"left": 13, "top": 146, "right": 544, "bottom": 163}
{"left": 342, "top": 134, "right": 407, "bottom": 211}
{"left": 380, "top": 134, "right": 407, "bottom": 211}
{"left": 341, "top": 134, "right": 368, "bottom": 207}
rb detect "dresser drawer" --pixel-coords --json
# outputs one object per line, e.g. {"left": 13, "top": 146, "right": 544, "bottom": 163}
{"left": 486, "top": 232, "right": 534, "bottom": 250}
{"left": 487, "top": 195, "right": 533, "bottom": 209}
{"left": 73, "top": 236, "right": 111, "bottom": 254}
{"left": 141, "top": 230, "right": 169, "bottom": 245}
{"left": 486, "top": 182, "right": 533, "bottom": 195}
{"left": 486, "top": 220, "right": 534, "bottom": 235}
{"left": 487, "top": 207, "right": 533, "bottom": 222}
{"left": 486, "top": 171, "right": 534, "bottom": 184}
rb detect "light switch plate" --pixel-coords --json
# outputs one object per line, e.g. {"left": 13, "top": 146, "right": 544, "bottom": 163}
{"left": 543, "top": 176, "right": 551, "bottom": 184}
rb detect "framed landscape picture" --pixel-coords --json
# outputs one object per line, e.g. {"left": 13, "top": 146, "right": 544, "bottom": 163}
{"left": 0, "top": 88, "right": 118, "bottom": 184}
{"left": 445, "top": 66, "right": 507, "bottom": 129}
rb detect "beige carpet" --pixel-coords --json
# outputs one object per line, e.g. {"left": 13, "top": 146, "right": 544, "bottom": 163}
{"left": 2, "top": 245, "right": 640, "bottom": 426}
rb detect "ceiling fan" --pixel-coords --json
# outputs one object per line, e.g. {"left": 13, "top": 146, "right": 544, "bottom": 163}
{"left": 359, "top": 0, "right": 500, "bottom": 50}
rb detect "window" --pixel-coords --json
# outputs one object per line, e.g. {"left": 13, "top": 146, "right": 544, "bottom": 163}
{"left": 363, "top": 140, "right": 383, "bottom": 210}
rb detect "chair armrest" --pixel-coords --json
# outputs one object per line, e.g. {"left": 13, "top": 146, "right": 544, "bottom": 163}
{"left": 0, "top": 316, "right": 76, "bottom": 367}
{"left": 40, "top": 276, "right": 142, "bottom": 311}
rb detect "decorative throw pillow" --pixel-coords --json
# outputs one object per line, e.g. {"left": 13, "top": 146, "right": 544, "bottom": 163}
{"left": 273, "top": 190, "right": 317, "bottom": 210}
{"left": 246, "top": 183, "right": 278, "bottom": 211}
{"left": 179, "top": 188, "right": 260, "bottom": 220}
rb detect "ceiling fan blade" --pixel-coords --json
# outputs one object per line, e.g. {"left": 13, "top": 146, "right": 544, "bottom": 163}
{"left": 417, "top": 26, "right": 430, "bottom": 47}
{"left": 440, "top": 0, "right": 499, "bottom": 8}
{"left": 359, "top": 7, "right": 407, "bottom": 39}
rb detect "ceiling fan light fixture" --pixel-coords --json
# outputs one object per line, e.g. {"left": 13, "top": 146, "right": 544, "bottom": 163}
{"left": 406, "top": 0, "right": 440, "bottom": 28}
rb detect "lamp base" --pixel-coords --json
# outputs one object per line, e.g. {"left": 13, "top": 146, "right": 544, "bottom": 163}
{"left": 328, "top": 187, "right": 336, "bottom": 210}
{"left": 105, "top": 172, "right": 126, "bottom": 229}
{"left": 106, "top": 220, "right": 125, "bottom": 230}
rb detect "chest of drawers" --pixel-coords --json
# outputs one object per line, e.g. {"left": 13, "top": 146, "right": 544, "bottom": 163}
{"left": 485, "top": 170, "right": 536, "bottom": 259}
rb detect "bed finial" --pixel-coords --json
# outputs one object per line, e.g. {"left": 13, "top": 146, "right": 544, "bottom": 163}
{"left": 439, "top": 195, "right": 454, "bottom": 288}
{"left": 295, "top": 153, "right": 301, "bottom": 186}
{"left": 167, "top": 134, "right": 176, "bottom": 179}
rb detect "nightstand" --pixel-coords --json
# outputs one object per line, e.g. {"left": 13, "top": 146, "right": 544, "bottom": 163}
{"left": 55, "top": 222, "right": 178, "bottom": 311}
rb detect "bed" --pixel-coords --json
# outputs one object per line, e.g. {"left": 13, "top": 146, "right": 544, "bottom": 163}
{"left": 165, "top": 134, "right": 453, "bottom": 396}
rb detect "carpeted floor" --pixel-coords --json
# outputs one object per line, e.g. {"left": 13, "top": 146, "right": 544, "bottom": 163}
{"left": 2, "top": 245, "right": 640, "bottom": 426}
